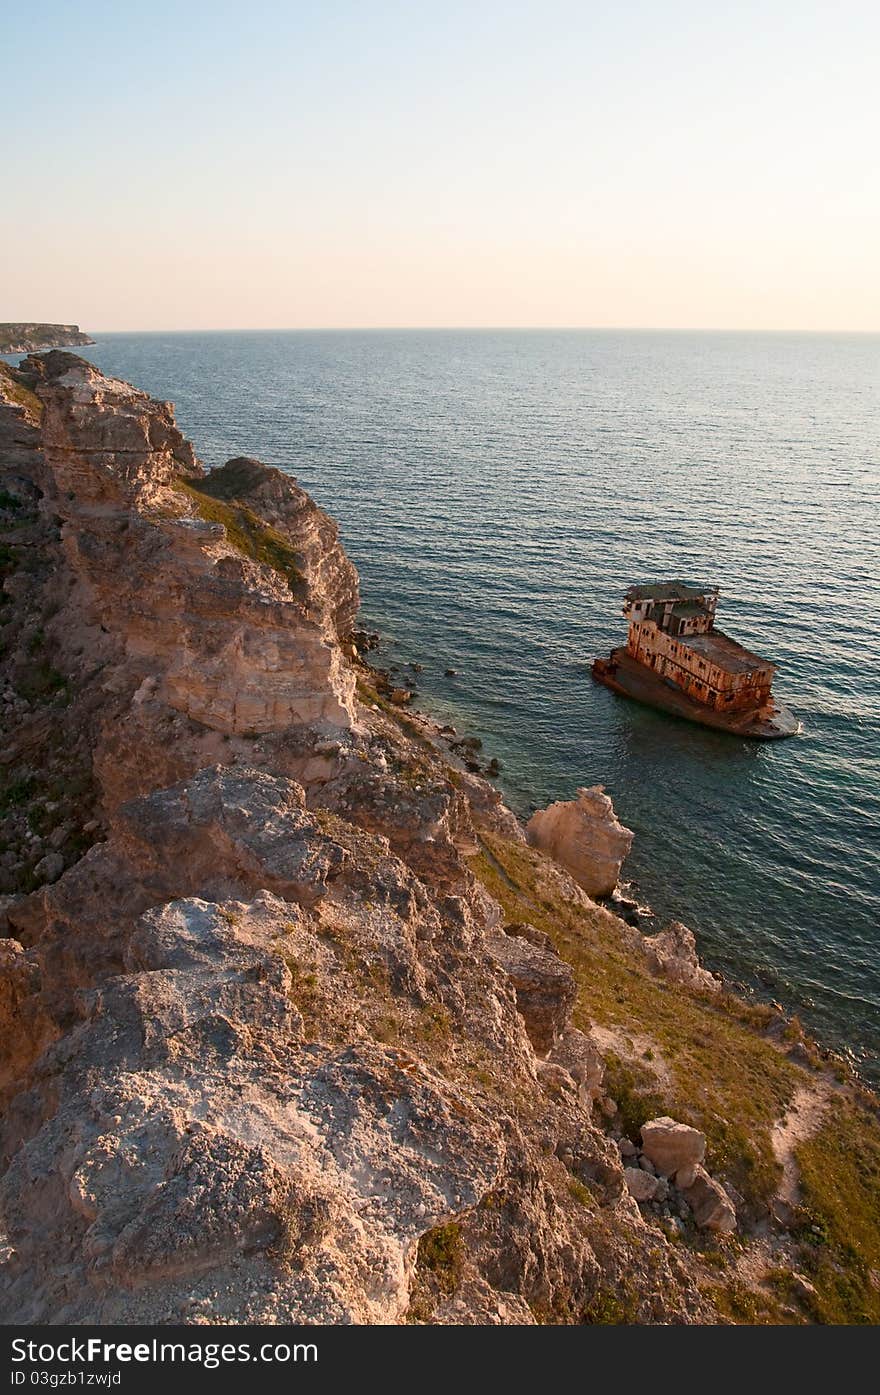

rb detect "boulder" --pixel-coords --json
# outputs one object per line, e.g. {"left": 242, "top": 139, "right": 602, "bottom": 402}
{"left": 624, "top": 1167, "right": 660, "bottom": 1203}
{"left": 525, "top": 786, "right": 633, "bottom": 898}
{"left": 33, "top": 852, "right": 64, "bottom": 885}
{"left": 642, "top": 921, "right": 721, "bottom": 995}
{"left": 679, "top": 1166, "right": 737, "bottom": 1233}
{"left": 487, "top": 929, "right": 576, "bottom": 1053}
{"left": 547, "top": 1027, "right": 604, "bottom": 1105}
{"left": 640, "top": 1117, "right": 706, "bottom": 1177}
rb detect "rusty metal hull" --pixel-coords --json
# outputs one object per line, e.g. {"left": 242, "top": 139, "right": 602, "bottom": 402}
{"left": 592, "top": 649, "right": 799, "bottom": 740}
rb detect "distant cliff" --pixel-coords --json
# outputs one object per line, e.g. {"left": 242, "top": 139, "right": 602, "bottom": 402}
{"left": 0, "top": 323, "right": 94, "bottom": 354}
{"left": 0, "top": 352, "right": 878, "bottom": 1326}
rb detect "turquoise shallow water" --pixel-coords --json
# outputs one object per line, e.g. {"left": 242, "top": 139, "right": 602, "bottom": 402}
{"left": 23, "top": 330, "right": 880, "bottom": 1076}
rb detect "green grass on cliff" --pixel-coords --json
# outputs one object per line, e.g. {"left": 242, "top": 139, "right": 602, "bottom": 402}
{"left": 794, "top": 1096, "right": 880, "bottom": 1323}
{"left": 172, "top": 478, "right": 304, "bottom": 594}
{"left": 468, "top": 831, "right": 880, "bottom": 1323}
{"left": 0, "top": 363, "right": 42, "bottom": 424}
{"left": 468, "top": 832, "right": 799, "bottom": 1207}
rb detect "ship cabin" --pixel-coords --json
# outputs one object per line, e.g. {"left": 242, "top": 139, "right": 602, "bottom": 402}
{"left": 622, "top": 581, "right": 775, "bottom": 714}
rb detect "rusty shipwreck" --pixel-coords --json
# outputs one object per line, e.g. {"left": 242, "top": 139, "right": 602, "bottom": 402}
{"left": 592, "top": 581, "right": 798, "bottom": 739}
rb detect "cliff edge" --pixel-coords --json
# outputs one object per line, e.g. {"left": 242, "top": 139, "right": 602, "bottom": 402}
{"left": 0, "top": 324, "right": 94, "bottom": 355}
{"left": 1, "top": 355, "right": 878, "bottom": 1325}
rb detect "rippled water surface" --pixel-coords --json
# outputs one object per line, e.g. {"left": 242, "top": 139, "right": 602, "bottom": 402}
{"left": 71, "top": 331, "right": 879, "bottom": 1076}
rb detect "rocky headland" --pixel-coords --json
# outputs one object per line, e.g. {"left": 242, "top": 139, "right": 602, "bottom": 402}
{"left": 0, "top": 325, "right": 94, "bottom": 356}
{"left": 1, "top": 352, "right": 879, "bottom": 1325}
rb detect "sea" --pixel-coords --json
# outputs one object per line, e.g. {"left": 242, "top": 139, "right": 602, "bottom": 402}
{"left": 15, "top": 330, "right": 880, "bottom": 1078}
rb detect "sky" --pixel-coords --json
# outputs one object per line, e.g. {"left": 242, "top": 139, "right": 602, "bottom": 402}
{"left": 2, "top": 0, "right": 878, "bottom": 332}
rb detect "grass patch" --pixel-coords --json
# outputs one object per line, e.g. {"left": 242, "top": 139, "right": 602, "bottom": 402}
{"left": 710, "top": 1279, "right": 789, "bottom": 1325}
{"left": 794, "top": 1096, "right": 880, "bottom": 1323}
{"left": 0, "top": 776, "right": 35, "bottom": 812}
{"left": 567, "top": 1176, "right": 596, "bottom": 1208}
{"left": 0, "top": 363, "right": 42, "bottom": 424}
{"left": 172, "top": 478, "right": 305, "bottom": 594}
{"left": 468, "top": 832, "right": 800, "bottom": 1208}
{"left": 580, "top": 1285, "right": 642, "bottom": 1325}
{"left": 602, "top": 1053, "right": 666, "bottom": 1140}
{"left": 417, "top": 1223, "right": 464, "bottom": 1295}
{"left": 277, "top": 946, "right": 325, "bottom": 1033}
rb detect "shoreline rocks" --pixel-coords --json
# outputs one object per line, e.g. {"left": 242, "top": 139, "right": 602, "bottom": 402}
{"left": 526, "top": 785, "right": 634, "bottom": 899}
{"left": 642, "top": 921, "right": 722, "bottom": 995}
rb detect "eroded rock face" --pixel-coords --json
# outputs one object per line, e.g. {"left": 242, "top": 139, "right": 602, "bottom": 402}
{"left": 11, "top": 352, "right": 359, "bottom": 737}
{"left": 487, "top": 928, "right": 576, "bottom": 1054}
{"left": 0, "top": 355, "right": 714, "bottom": 1325}
{"left": 526, "top": 786, "right": 634, "bottom": 899}
{"left": 547, "top": 1028, "right": 605, "bottom": 1105}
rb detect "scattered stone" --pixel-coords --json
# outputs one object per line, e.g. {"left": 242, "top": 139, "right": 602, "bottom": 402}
{"left": 638, "top": 1154, "right": 656, "bottom": 1174}
{"left": 624, "top": 1167, "right": 660, "bottom": 1202}
{"left": 547, "top": 1027, "right": 604, "bottom": 1105}
{"left": 791, "top": 1273, "right": 818, "bottom": 1304}
{"left": 674, "top": 1163, "right": 698, "bottom": 1190}
{"left": 769, "top": 1196, "right": 796, "bottom": 1228}
{"left": 640, "top": 1117, "right": 706, "bottom": 1177}
{"left": 618, "top": 1138, "right": 637, "bottom": 1159}
{"left": 33, "top": 852, "right": 64, "bottom": 884}
{"left": 679, "top": 1166, "right": 737, "bottom": 1233}
{"left": 599, "top": 1097, "right": 618, "bottom": 1119}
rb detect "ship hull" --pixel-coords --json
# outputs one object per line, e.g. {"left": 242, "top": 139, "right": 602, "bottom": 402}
{"left": 592, "top": 648, "right": 799, "bottom": 739}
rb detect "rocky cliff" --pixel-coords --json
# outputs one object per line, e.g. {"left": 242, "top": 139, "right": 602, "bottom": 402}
{"left": 1, "top": 354, "right": 878, "bottom": 1326}
{"left": 0, "top": 324, "right": 94, "bottom": 355}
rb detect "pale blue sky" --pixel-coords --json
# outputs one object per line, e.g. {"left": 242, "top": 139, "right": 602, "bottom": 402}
{"left": 2, "top": 0, "right": 878, "bottom": 329}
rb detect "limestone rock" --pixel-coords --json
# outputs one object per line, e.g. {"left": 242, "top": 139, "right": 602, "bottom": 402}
{"left": 0, "top": 354, "right": 717, "bottom": 1326}
{"left": 32, "top": 853, "right": 64, "bottom": 885}
{"left": 548, "top": 1027, "right": 605, "bottom": 1105}
{"left": 487, "top": 928, "right": 576, "bottom": 1053}
{"left": 525, "top": 786, "right": 633, "bottom": 898}
{"left": 624, "top": 1167, "right": 660, "bottom": 1202}
{"left": 642, "top": 921, "right": 721, "bottom": 994}
{"left": 675, "top": 1163, "right": 699, "bottom": 1190}
{"left": 18, "top": 352, "right": 359, "bottom": 736}
{"left": 679, "top": 1166, "right": 737, "bottom": 1234}
{"left": 640, "top": 1117, "right": 706, "bottom": 1177}
{"left": 0, "top": 324, "right": 94, "bottom": 354}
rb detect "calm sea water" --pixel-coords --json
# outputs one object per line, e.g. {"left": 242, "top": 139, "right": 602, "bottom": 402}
{"left": 28, "top": 331, "right": 880, "bottom": 1076}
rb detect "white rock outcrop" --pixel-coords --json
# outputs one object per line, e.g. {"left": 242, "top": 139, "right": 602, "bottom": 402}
{"left": 642, "top": 922, "right": 721, "bottom": 995}
{"left": 640, "top": 1117, "right": 706, "bottom": 1177}
{"left": 525, "top": 786, "right": 634, "bottom": 898}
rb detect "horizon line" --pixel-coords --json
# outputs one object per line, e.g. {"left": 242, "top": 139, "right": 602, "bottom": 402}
{"left": 77, "top": 324, "right": 880, "bottom": 337}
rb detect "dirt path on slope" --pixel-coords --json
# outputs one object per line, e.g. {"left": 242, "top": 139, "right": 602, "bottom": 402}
{"left": 771, "top": 1078, "right": 836, "bottom": 1206}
